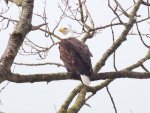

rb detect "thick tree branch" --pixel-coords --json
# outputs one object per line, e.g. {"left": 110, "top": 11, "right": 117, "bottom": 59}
{"left": 2, "top": 71, "right": 150, "bottom": 83}
{"left": 7, "top": 0, "right": 23, "bottom": 6}
{"left": 58, "top": 84, "right": 84, "bottom": 113}
{"left": 67, "top": 87, "right": 86, "bottom": 113}
{"left": 0, "top": 0, "right": 34, "bottom": 70}
{"left": 0, "top": 0, "right": 34, "bottom": 83}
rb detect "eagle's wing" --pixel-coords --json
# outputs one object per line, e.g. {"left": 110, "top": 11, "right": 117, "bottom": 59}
{"left": 67, "top": 38, "right": 93, "bottom": 69}
{"left": 59, "top": 40, "right": 74, "bottom": 73}
{"left": 59, "top": 38, "right": 93, "bottom": 78}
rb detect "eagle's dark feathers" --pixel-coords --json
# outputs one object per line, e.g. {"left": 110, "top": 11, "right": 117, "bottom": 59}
{"left": 59, "top": 38, "right": 93, "bottom": 82}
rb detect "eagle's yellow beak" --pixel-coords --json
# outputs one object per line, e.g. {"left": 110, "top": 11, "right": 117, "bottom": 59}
{"left": 59, "top": 28, "right": 65, "bottom": 33}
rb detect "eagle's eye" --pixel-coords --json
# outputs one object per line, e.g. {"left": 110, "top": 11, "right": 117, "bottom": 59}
{"left": 63, "top": 28, "right": 68, "bottom": 30}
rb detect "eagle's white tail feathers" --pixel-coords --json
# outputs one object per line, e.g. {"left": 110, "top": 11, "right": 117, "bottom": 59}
{"left": 80, "top": 75, "right": 90, "bottom": 86}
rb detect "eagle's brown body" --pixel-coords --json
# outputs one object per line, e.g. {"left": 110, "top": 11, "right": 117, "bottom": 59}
{"left": 59, "top": 38, "right": 93, "bottom": 83}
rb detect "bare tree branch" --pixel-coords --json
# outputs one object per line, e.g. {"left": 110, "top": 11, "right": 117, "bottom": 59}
{"left": 135, "top": 22, "right": 150, "bottom": 48}
{"left": 106, "top": 86, "right": 117, "bottom": 113}
{"left": 0, "top": 82, "right": 9, "bottom": 93}
{"left": 58, "top": 84, "right": 84, "bottom": 113}
{"left": 94, "top": 0, "right": 142, "bottom": 73}
{"left": 0, "top": 0, "right": 34, "bottom": 70}
{"left": 1, "top": 70, "right": 150, "bottom": 83}
{"left": 67, "top": 87, "right": 86, "bottom": 113}
{"left": 114, "top": 0, "right": 130, "bottom": 17}
{"left": 142, "top": 0, "right": 150, "bottom": 6}
{"left": 13, "top": 62, "right": 64, "bottom": 67}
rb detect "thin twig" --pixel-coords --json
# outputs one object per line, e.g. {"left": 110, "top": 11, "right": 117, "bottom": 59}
{"left": 141, "top": 64, "right": 149, "bottom": 72}
{"left": 13, "top": 62, "right": 64, "bottom": 67}
{"left": 114, "top": 0, "right": 130, "bottom": 17}
{"left": 0, "top": 82, "right": 9, "bottom": 93}
{"left": 135, "top": 22, "right": 150, "bottom": 48}
{"left": 106, "top": 86, "right": 117, "bottom": 113}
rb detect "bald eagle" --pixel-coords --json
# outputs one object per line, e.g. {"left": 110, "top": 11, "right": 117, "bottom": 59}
{"left": 59, "top": 27, "right": 93, "bottom": 86}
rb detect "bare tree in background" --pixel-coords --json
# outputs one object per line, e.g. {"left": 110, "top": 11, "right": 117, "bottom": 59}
{"left": 0, "top": 0, "right": 150, "bottom": 113}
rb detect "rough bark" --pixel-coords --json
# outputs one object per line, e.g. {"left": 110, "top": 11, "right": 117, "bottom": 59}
{"left": 0, "top": 0, "right": 34, "bottom": 82}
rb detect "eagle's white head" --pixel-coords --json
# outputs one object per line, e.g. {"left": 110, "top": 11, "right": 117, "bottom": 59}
{"left": 59, "top": 27, "right": 74, "bottom": 38}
